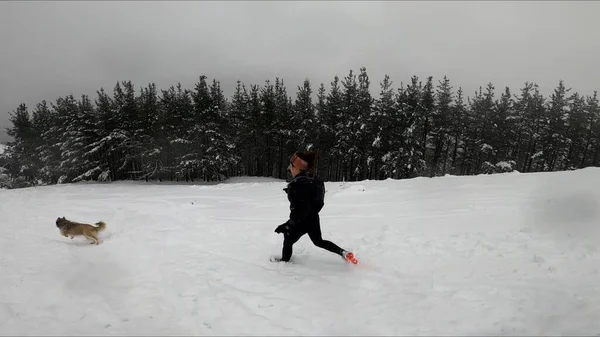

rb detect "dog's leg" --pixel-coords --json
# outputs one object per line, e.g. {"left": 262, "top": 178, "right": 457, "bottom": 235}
{"left": 92, "top": 233, "right": 99, "bottom": 245}
{"left": 83, "top": 233, "right": 98, "bottom": 245}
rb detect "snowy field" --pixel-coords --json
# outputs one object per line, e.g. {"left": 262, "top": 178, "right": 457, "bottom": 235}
{"left": 1, "top": 169, "right": 599, "bottom": 335}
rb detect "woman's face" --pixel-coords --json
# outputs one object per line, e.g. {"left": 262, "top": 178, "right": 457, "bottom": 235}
{"left": 288, "top": 163, "right": 301, "bottom": 177}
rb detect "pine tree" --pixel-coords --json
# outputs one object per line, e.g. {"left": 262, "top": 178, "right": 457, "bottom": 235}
{"left": 372, "top": 74, "right": 395, "bottom": 179}
{"left": 339, "top": 69, "right": 360, "bottom": 181}
{"left": 397, "top": 76, "right": 426, "bottom": 178}
{"left": 274, "top": 78, "right": 294, "bottom": 179}
{"left": 5, "top": 103, "right": 38, "bottom": 186}
{"left": 449, "top": 87, "right": 466, "bottom": 174}
{"left": 259, "top": 80, "right": 277, "bottom": 177}
{"left": 180, "top": 75, "right": 213, "bottom": 181}
{"left": 32, "top": 100, "right": 61, "bottom": 183}
{"left": 292, "top": 79, "right": 315, "bottom": 150}
{"left": 52, "top": 94, "right": 82, "bottom": 182}
{"left": 355, "top": 67, "right": 374, "bottom": 181}
{"left": 420, "top": 76, "right": 435, "bottom": 169}
{"left": 69, "top": 94, "right": 104, "bottom": 183}
{"left": 430, "top": 76, "right": 453, "bottom": 176}
{"left": 203, "top": 79, "right": 238, "bottom": 181}
{"left": 510, "top": 83, "right": 532, "bottom": 169}
{"left": 562, "top": 93, "right": 587, "bottom": 170}
{"left": 517, "top": 83, "right": 546, "bottom": 172}
{"left": 109, "top": 81, "right": 140, "bottom": 180}
{"left": 541, "top": 80, "right": 571, "bottom": 171}
{"left": 466, "top": 83, "right": 496, "bottom": 174}
{"left": 583, "top": 92, "right": 600, "bottom": 167}
{"left": 91, "top": 87, "right": 117, "bottom": 181}
{"left": 322, "top": 77, "right": 343, "bottom": 180}
{"left": 313, "top": 83, "right": 328, "bottom": 177}
{"left": 248, "top": 84, "right": 262, "bottom": 176}
{"left": 135, "top": 83, "right": 163, "bottom": 180}
{"left": 407, "top": 76, "right": 427, "bottom": 177}
{"left": 159, "top": 83, "right": 194, "bottom": 180}
{"left": 493, "top": 87, "right": 515, "bottom": 164}
{"left": 228, "top": 80, "right": 251, "bottom": 176}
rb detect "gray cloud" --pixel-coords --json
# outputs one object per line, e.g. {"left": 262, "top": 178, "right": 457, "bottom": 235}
{"left": 1, "top": 1, "right": 599, "bottom": 143}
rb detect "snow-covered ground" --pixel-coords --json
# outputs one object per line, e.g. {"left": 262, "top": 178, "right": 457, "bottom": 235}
{"left": 1, "top": 169, "right": 599, "bottom": 335}
{"left": 0, "top": 143, "right": 5, "bottom": 155}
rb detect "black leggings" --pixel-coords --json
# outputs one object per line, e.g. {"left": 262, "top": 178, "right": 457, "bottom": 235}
{"left": 281, "top": 220, "right": 344, "bottom": 262}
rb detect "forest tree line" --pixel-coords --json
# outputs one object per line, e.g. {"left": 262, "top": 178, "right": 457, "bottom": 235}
{"left": 1, "top": 67, "right": 599, "bottom": 189}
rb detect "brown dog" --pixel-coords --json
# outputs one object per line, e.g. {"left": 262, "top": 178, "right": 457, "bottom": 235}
{"left": 55, "top": 217, "right": 106, "bottom": 245}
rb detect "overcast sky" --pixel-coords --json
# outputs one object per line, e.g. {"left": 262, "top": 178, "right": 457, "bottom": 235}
{"left": 1, "top": 1, "right": 598, "bottom": 143}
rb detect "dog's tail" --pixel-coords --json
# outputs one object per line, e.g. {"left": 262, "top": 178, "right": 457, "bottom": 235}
{"left": 95, "top": 221, "right": 107, "bottom": 231}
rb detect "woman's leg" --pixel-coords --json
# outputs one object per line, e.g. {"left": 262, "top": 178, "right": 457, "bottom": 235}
{"left": 281, "top": 228, "right": 306, "bottom": 261}
{"left": 306, "top": 223, "right": 344, "bottom": 256}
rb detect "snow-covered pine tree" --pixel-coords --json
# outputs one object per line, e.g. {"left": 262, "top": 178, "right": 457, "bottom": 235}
{"left": 449, "top": 87, "right": 466, "bottom": 175}
{"left": 465, "top": 83, "right": 495, "bottom": 174}
{"left": 134, "top": 83, "right": 163, "bottom": 181}
{"left": 481, "top": 84, "right": 497, "bottom": 172}
{"left": 401, "top": 76, "right": 426, "bottom": 178}
{"left": 247, "top": 84, "right": 262, "bottom": 176}
{"left": 561, "top": 93, "right": 587, "bottom": 170}
{"left": 110, "top": 81, "right": 142, "bottom": 180}
{"left": 582, "top": 92, "right": 600, "bottom": 167}
{"left": 384, "top": 80, "right": 407, "bottom": 180}
{"left": 509, "top": 83, "right": 533, "bottom": 171}
{"left": 159, "top": 83, "right": 194, "bottom": 181}
{"left": 292, "top": 79, "right": 315, "bottom": 151}
{"left": 355, "top": 67, "right": 374, "bottom": 181}
{"left": 492, "top": 87, "right": 515, "bottom": 166}
{"left": 540, "top": 80, "right": 571, "bottom": 171}
{"left": 0, "top": 146, "right": 8, "bottom": 188}
{"left": 312, "top": 83, "right": 330, "bottom": 178}
{"left": 201, "top": 79, "right": 238, "bottom": 181}
{"left": 274, "top": 78, "right": 294, "bottom": 179}
{"left": 518, "top": 83, "right": 547, "bottom": 172}
{"left": 420, "top": 76, "right": 435, "bottom": 170}
{"left": 69, "top": 94, "right": 104, "bottom": 183}
{"left": 4, "top": 103, "right": 39, "bottom": 187}
{"left": 180, "top": 75, "right": 213, "bottom": 181}
{"left": 228, "top": 80, "right": 251, "bottom": 177}
{"left": 339, "top": 69, "right": 360, "bottom": 181}
{"left": 51, "top": 94, "right": 85, "bottom": 183}
{"left": 31, "top": 100, "right": 62, "bottom": 184}
{"left": 258, "top": 80, "right": 277, "bottom": 177}
{"left": 89, "top": 87, "right": 117, "bottom": 181}
{"left": 430, "top": 76, "right": 453, "bottom": 177}
{"left": 322, "top": 76, "right": 343, "bottom": 180}
{"left": 371, "top": 74, "right": 395, "bottom": 180}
